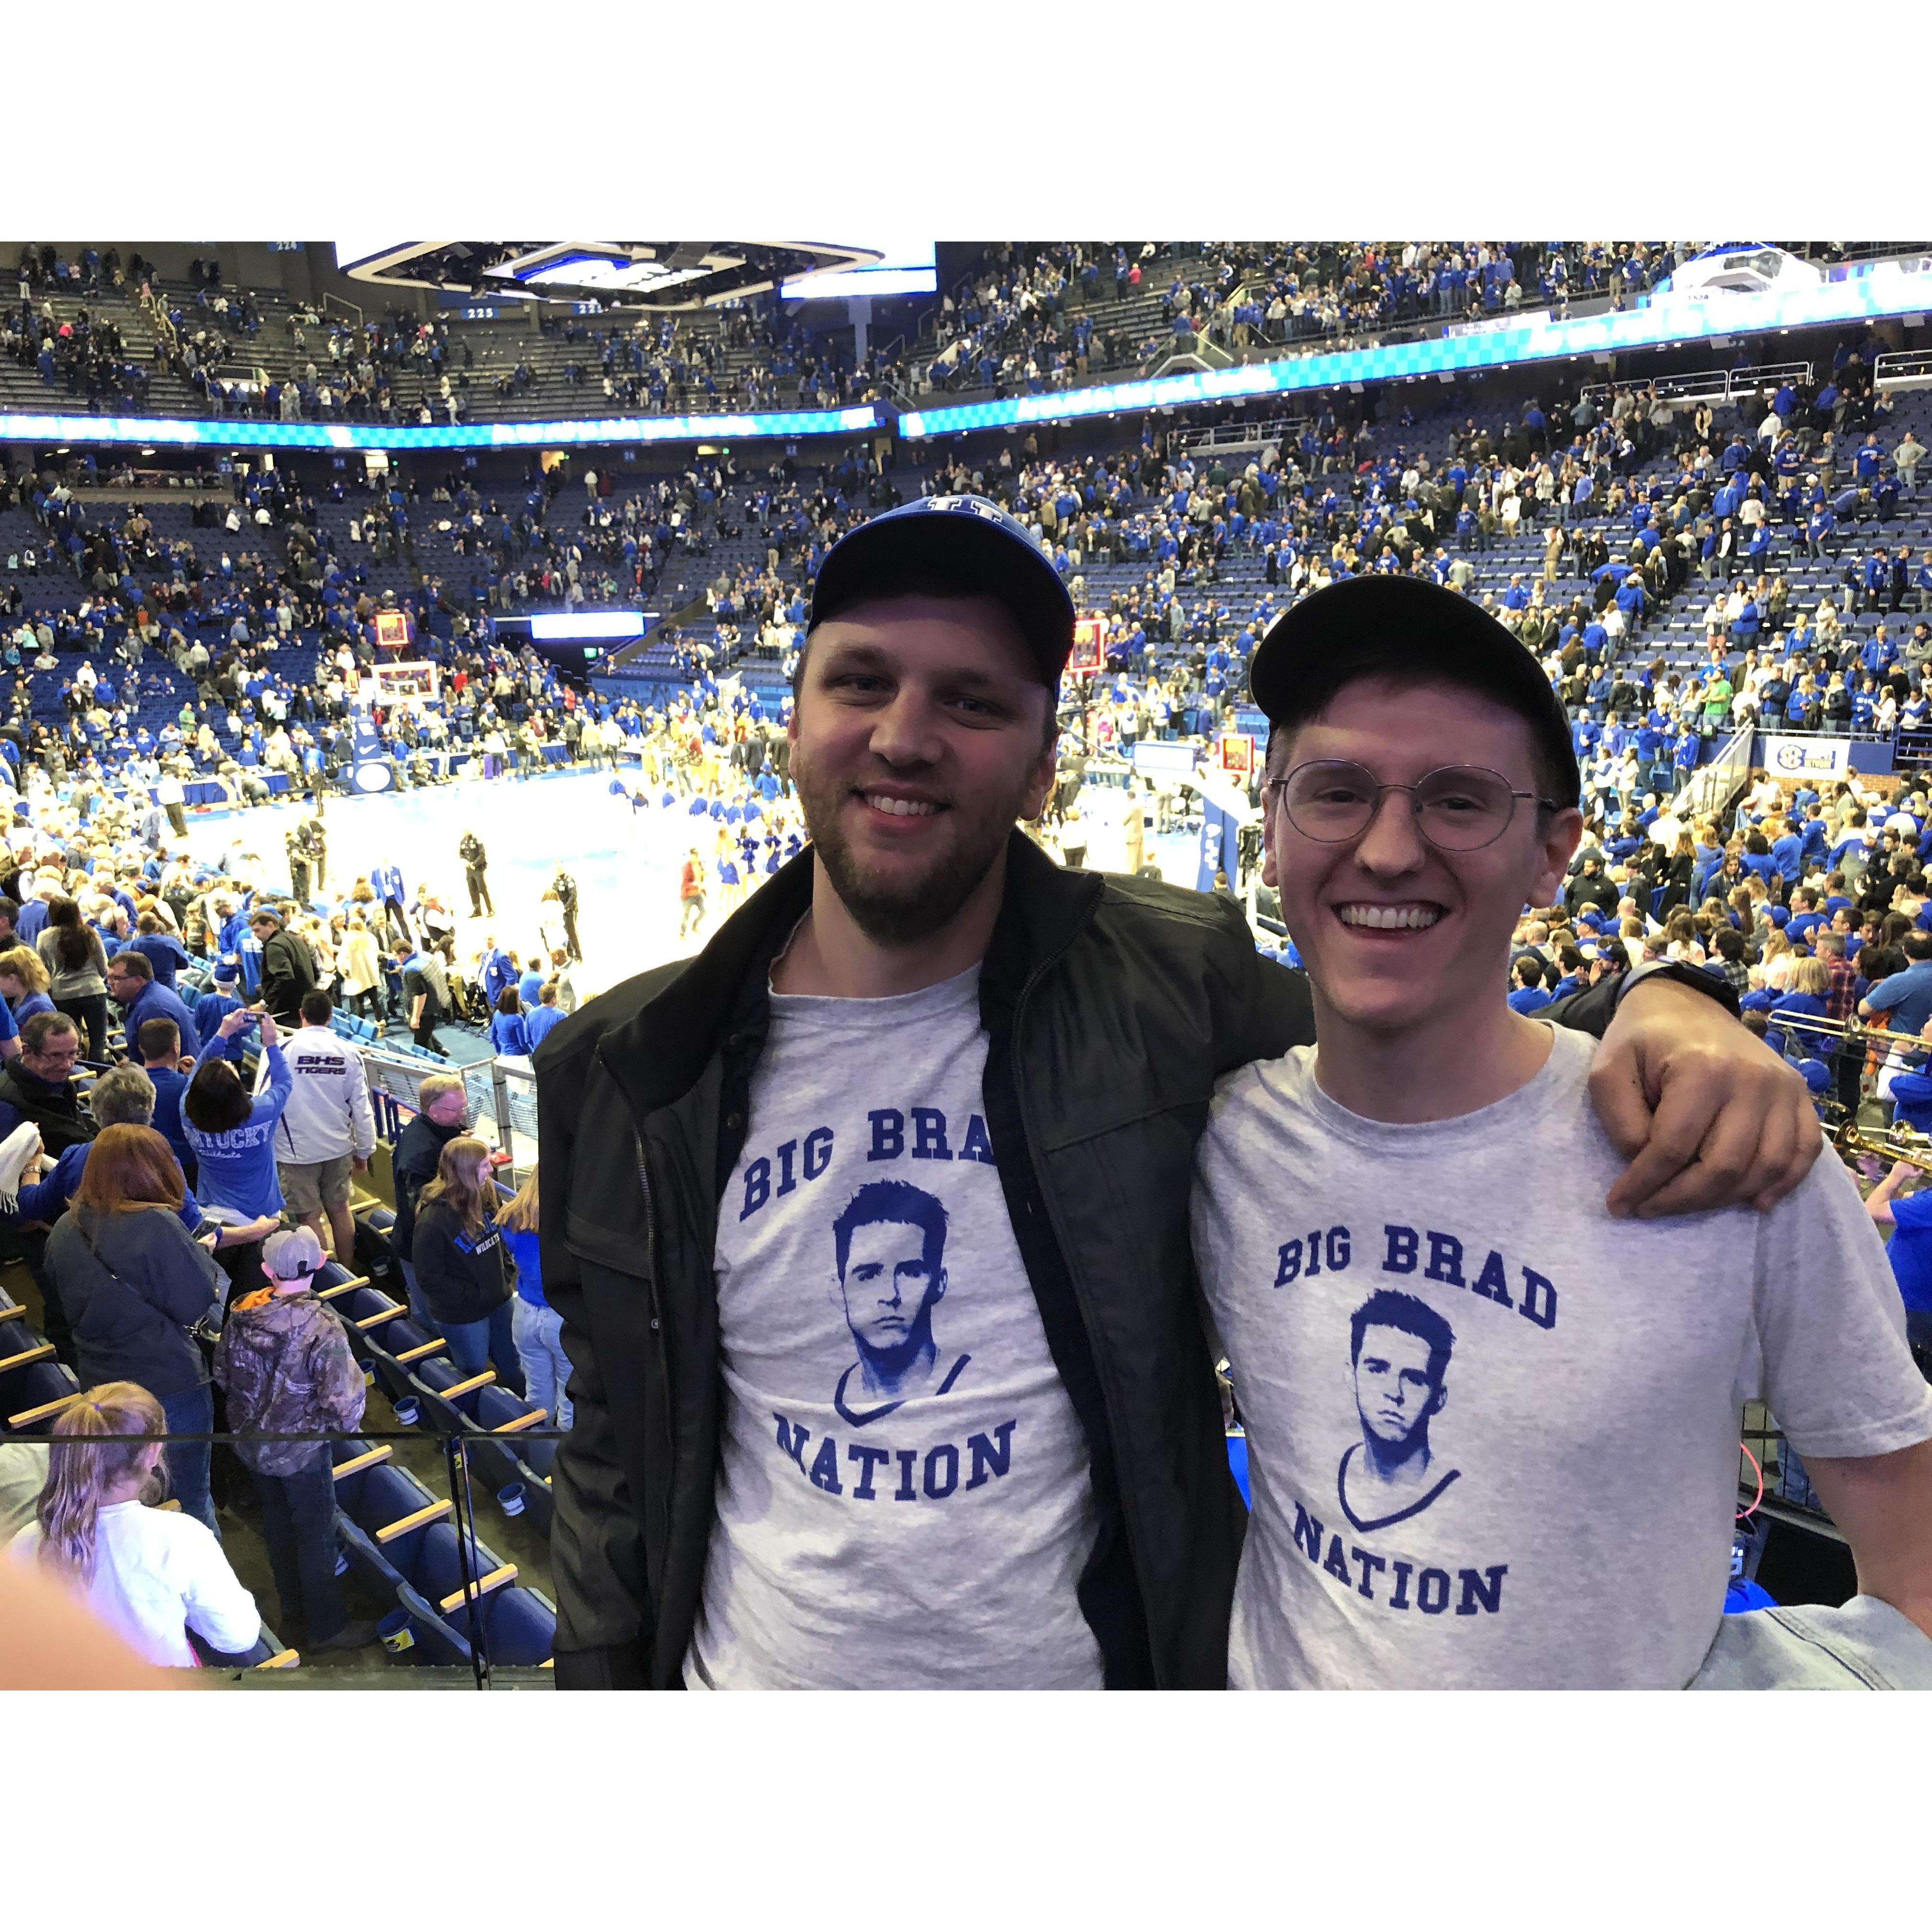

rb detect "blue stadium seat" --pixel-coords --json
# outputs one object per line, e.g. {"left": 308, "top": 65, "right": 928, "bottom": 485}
{"left": 475, "top": 1586, "right": 557, "bottom": 1667}
{"left": 0, "top": 1325, "right": 69, "bottom": 1422}
{"left": 412, "top": 1355, "right": 500, "bottom": 1430}
{"left": 365, "top": 1316, "right": 447, "bottom": 1404}
{"left": 378, "top": 1581, "right": 472, "bottom": 1668}
{"left": 315, "top": 1281, "right": 411, "bottom": 1377}
{"left": 5, "top": 1357, "right": 82, "bottom": 1432}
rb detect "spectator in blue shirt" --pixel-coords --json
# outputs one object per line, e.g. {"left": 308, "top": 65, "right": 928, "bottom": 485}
{"left": 1506, "top": 957, "right": 1553, "bottom": 1013}
{"left": 524, "top": 983, "right": 567, "bottom": 1053}
{"left": 104, "top": 952, "right": 200, "bottom": 1063}
{"left": 181, "top": 1009, "right": 294, "bottom": 1293}
{"left": 1861, "top": 931, "right": 1932, "bottom": 1036}
{"left": 489, "top": 989, "right": 532, "bottom": 1058}
{"left": 193, "top": 962, "right": 244, "bottom": 1045}
{"left": 127, "top": 916, "right": 192, "bottom": 989}
{"left": 0, "top": 944, "right": 54, "bottom": 1027}
{"left": 136, "top": 1015, "right": 201, "bottom": 1186}
{"left": 1864, "top": 1158, "right": 1932, "bottom": 1349}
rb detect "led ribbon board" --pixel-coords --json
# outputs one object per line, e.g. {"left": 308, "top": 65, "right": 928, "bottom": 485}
{"left": 898, "top": 261, "right": 1932, "bottom": 440}
{"left": 0, "top": 404, "right": 881, "bottom": 450}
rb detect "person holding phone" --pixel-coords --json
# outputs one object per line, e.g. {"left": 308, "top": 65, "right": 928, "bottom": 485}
{"left": 181, "top": 1007, "right": 293, "bottom": 1300}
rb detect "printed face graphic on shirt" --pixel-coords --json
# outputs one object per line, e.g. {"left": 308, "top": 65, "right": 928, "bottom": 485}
{"left": 1355, "top": 1323, "right": 1442, "bottom": 1450}
{"left": 832, "top": 1180, "right": 970, "bottom": 1426}
{"left": 1340, "top": 1289, "right": 1461, "bottom": 1533}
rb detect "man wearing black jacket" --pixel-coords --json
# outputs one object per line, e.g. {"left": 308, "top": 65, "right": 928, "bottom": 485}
{"left": 537, "top": 496, "right": 1819, "bottom": 1691}
{"left": 389, "top": 1074, "right": 469, "bottom": 1321}
{"left": 460, "top": 831, "right": 493, "bottom": 917}
{"left": 252, "top": 907, "right": 316, "bottom": 1028}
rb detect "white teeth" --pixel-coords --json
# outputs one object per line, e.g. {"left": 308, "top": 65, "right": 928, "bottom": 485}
{"left": 1336, "top": 904, "right": 1442, "bottom": 931}
{"left": 865, "top": 794, "right": 939, "bottom": 817}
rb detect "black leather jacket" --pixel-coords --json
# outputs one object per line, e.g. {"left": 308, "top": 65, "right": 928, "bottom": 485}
{"left": 536, "top": 833, "right": 1648, "bottom": 1688}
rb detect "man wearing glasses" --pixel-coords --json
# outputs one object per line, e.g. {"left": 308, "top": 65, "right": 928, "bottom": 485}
{"left": 1192, "top": 576, "right": 1932, "bottom": 1688}
{"left": 0, "top": 1011, "right": 93, "bottom": 1153}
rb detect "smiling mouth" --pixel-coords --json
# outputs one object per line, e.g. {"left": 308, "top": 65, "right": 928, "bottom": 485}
{"left": 1334, "top": 902, "right": 1444, "bottom": 931}
{"left": 857, "top": 792, "right": 944, "bottom": 818}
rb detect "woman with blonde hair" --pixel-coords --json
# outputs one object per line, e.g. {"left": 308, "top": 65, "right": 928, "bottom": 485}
{"left": 6, "top": 1381, "right": 260, "bottom": 1667}
{"left": 337, "top": 913, "right": 384, "bottom": 1024}
{"left": 0, "top": 943, "right": 54, "bottom": 1023}
{"left": 413, "top": 1135, "right": 523, "bottom": 1393}
{"left": 1770, "top": 954, "right": 1832, "bottom": 1060}
{"left": 499, "top": 1168, "right": 569, "bottom": 1429}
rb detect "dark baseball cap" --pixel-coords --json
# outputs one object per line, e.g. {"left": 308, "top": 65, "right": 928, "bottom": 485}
{"left": 1248, "top": 576, "right": 1581, "bottom": 807}
{"left": 809, "top": 494, "right": 1075, "bottom": 687}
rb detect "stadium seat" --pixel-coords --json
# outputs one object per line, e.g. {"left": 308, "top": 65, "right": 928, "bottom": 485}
{"left": 190, "top": 1616, "right": 294, "bottom": 1669}
{"left": 412, "top": 1356, "right": 498, "bottom": 1431}
{"left": 0, "top": 1331, "right": 67, "bottom": 1420}
{"left": 353, "top": 1206, "right": 403, "bottom": 1297}
{"left": 465, "top": 1382, "right": 556, "bottom": 1530}
{"left": 474, "top": 1585, "right": 558, "bottom": 1667}
{"left": 366, "top": 1317, "right": 449, "bottom": 1403}
{"left": 389, "top": 1582, "right": 472, "bottom": 1667}
{"left": 315, "top": 1281, "right": 408, "bottom": 1375}
{"left": 6, "top": 1358, "right": 84, "bottom": 1433}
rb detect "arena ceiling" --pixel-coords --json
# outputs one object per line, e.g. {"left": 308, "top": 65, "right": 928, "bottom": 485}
{"left": 334, "top": 241, "right": 882, "bottom": 309}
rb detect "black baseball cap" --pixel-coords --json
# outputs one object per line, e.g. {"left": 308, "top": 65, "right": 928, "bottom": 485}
{"left": 809, "top": 494, "right": 1075, "bottom": 687}
{"left": 1247, "top": 576, "right": 1581, "bottom": 807}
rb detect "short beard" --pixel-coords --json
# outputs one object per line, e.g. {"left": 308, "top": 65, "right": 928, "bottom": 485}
{"left": 794, "top": 749, "right": 1028, "bottom": 948}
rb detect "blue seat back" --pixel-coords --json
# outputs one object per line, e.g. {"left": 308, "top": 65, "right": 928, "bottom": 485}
{"left": 365, "top": 1318, "right": 437, "bottom": 1401}
{"left": 392, "top": 1582, "right": 471, "bottom": 1667}
{"left": 345, "top": 1462, "right": 435, "bottom": 1544}
{"left": 4, "top": 1355, "right": 80, "bottom": 1428}
{"left": 479, "top": 1587, "right": 556, "bottom": 1667}
{"left": 414, "top": 1518, "right": 501, "bottom": 1604}
{"left": 414, "top": 1355, "right": 489, "bottom": 1426}
{"left": 472, "top": 1385, "right": 528, "bottom": 1431}
{"left": 335, "top": 1511, "right": 405, "bottom": 1595}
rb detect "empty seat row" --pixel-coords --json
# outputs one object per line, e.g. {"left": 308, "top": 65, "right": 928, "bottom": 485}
{"left": 329, "top": 1436, "right": 556, "bottom": 1668}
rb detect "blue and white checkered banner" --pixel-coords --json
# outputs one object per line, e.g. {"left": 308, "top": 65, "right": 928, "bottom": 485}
{"left": 899, "top": 258, "right": 1932, "bottom": 440}
{"left": 0, "top": 403, "right": 881, "bottom": 450}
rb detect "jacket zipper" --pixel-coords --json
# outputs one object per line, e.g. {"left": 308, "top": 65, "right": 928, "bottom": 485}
{"left": 633, "top": 1127, "right": 677, "bottom": 1601}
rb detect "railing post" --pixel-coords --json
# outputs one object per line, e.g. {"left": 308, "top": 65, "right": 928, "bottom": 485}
{"left": 444, "top": 1431, "right": 490, "bottom": 1690}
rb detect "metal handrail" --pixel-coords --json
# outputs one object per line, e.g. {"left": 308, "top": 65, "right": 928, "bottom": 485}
{"left": 1579, "top": 361, "right": 1813, "bottom": 414}
{"left": 1876, "top": 348, "right": 1932, "bottom": 391}
{"left": 1672, "top": 721, "right": 1755, "bottom": 822}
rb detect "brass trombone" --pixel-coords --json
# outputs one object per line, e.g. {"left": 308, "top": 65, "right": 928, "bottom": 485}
{"left": 1834, "top": 1121, "right": 1932, "bottom": 1175}
{"left": 1771, "top": 1011, "right": 1932, "bottom": 1055}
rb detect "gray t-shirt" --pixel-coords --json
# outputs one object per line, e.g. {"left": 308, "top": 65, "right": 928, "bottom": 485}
{"left": 1192, "top": 1025, "right": 1932, "bottom": 1690}
{"left": 686, "top": 964, "right": 1104, "bottom": 1689}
